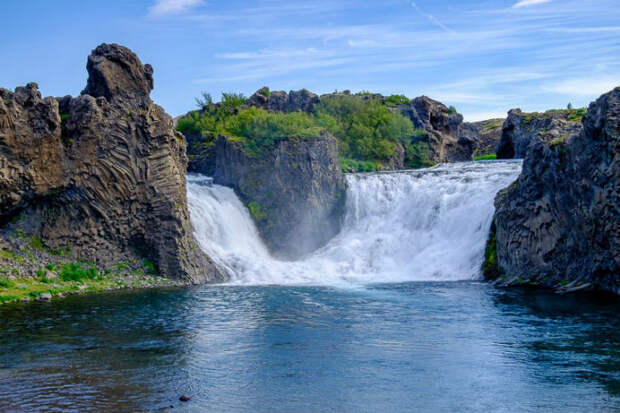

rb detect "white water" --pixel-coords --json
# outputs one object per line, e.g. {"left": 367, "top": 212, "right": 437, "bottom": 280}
{"left": 187, "top": 161, "right": 522, "bottom": 286}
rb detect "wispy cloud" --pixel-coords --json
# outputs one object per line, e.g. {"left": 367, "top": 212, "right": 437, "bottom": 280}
{"left": 513, "top": 0, "right": 552, "bottom": 8}
{"left": 543, "top": 76, "right": 620, "bottom": 96}
{"left": 410, "top": 2, "right": 452, "bottom": 33}
{"left": 148, "top": 0, "right": 204, "bottom": 17}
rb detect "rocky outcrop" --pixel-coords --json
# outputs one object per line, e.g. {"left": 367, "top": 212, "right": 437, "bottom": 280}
{"left": 398, "top": 96, "right": 474, "bottom": 163}
{"left": 496, "top": 109, "right": 583, "bottom": 159}
{"left": 0, "top": 43, "right": 224, "bottom": 283}
{"left": 460, "top": 118, "right": 504, "bottom": 157}
{"left": 245, "top": 87, "right": 319, "bottom": 113}
{"left": 212, "top": 133, "right": 347, "bottom": 259}
{"left": 486, "top": 87, "right": 620, "bottom": 294}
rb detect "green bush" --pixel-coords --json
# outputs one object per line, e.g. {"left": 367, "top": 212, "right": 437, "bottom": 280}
{"left": 59, "top": 263, "right": 99, "bottom": 282}
{"left": 178, "top": 91, "right": 433, "bottom": 170}
{"left": 0, "top": 277, "right": 15, "bottom": 288}
{"left": 339, "top": 157, "right": 380, "bottom": 172}
{"left": 384, "top": 94, "right": 410, "bottom": 106}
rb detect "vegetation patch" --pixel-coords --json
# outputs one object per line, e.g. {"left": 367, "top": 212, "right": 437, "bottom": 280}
{"left": 481, "top": 222, "right": 503, "bottom": 280}
{"left": 247, "top": 201, "right": 266, "bottom": 221}
{"left": 340, "top": 157, "right": 381, "bottom": 173}
{"left": 474, "top": 153, "right": 497, "bottom": 161}
{"left": 178, "top": 91, "right": 435, "bottom": 171}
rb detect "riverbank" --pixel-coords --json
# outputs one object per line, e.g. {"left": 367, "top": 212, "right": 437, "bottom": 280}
{"left": 0, "top": 255, "right": 185, "bottom": 305}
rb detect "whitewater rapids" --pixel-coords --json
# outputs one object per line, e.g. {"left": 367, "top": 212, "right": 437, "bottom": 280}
{"left": 187, "top": 161, "right": 522, "bottom": 286}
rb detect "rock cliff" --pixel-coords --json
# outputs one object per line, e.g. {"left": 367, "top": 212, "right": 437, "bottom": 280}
{"left": 496, "top": 108, "right": 583, "bottom": 159}
{"left": 212, "top": 133, "right": 347, "bottom": 259}
{"left": 485, "top": 87, "right": 620, "bottom": 294}
{"left": 398, "top": 96, "right": 475, "bottom": 163}
{"left": 460, "top": 118, "right": 504, "bottom": 157}
{"left": 0, "top": 43, "right": 224, "bottom": 283}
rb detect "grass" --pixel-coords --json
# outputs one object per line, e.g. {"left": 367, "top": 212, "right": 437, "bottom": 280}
{"left": 0, "top": 264, "right": 176, "bottom": 305}
{"left": 58, "top": 263, "right": 99, "bottom": 282}
{"left": 474, "top": 153, "right": 497, "bottom": 161}
{"left": 339, "top": 157, "right": 381, "bottom": 172}
{"left": 247, "top": 201, "right": 266, "bottom": 221}
{"left": 481, "top": 222, "right": 502, "bottom": 280}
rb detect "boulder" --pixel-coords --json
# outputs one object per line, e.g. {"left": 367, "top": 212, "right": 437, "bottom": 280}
{"left": 496, "top": 109, "right": 583, "bottom": 159}
{"left": 0, "top": 43, "right": 224, "bottom": 283}
{"left": 212, "top": 132, "right": 347, "bottom": 259}
{"left": 486, "top": 87, "right": 620, "bottom": 294}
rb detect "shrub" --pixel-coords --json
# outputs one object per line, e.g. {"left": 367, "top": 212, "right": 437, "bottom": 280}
{"left": 384, "top": 94, "right": 410, "bottom": 106}
{"left": 0, "top": 277, "right": 15, "bottom": 288}
{"left": 59, "top": 263, "right": 99, "bottom": 282}
{"left": 448, "top": 105, "right": 457, "bottom": 114}
{"left": 142, "top": 260, "right": 158, "bottom": 276}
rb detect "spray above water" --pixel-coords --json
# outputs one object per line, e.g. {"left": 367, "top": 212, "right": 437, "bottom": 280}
{"left": 187, "top": 161, "right": 522, "bottom": 286}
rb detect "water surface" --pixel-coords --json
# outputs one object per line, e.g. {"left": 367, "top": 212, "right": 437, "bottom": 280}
{"left": 1, "top": 282, "right": 618, "bottom": 412}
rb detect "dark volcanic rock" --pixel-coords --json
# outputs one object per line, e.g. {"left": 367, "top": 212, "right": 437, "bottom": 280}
{"left": 0, "top": 43, "right": 224, "bottom": 283}
{"left": 487, "top": 87, "right": 620, "bottom": 294}
{"left": 245, "top": 87, "right": 320, "bottom": 113}
{"left": 398, "top": 96, "right": 474, "bottom": 163}
{"left": 212, "top": 133, "right": 347, "bottom": 259}
{"left": 460, "top": 118, "right": 504, "bottom": 156}
{"left": 496, "top": 109, "right": 583, "bottom": 159}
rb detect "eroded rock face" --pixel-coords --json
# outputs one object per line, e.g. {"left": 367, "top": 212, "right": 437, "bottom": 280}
{"left": 245, "top": 87, "right": 320, "bottom": 113}
{"left": 398, "top": 96, "right": 474, "bottom": 163}
{"left": 496, "top": 109, "right": 583, "bottom": 159}
{"left": 487, "top": 87, "right": 620, "bottom": 294}
{"left": 0, "top": 43, "right": 224, "bottom": 283}
{"left": 212, "top": 133, "right": 347, "bottom": 259}
{"left": 460, "top": 118, "right": 504, "bottom": 157}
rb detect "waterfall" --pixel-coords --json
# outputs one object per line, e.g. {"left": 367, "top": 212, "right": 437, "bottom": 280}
{"left": 187, "top": 161, "right": 522, "bottom": 286}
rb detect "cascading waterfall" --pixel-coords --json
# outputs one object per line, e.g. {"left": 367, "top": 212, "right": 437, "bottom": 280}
{"left": 187, "top": 161, "right": 522, "bottom": 286}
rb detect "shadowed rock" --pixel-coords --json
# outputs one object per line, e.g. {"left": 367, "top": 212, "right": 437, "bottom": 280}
{"left": 212, "top": 132, "right": 347, "bottom": 259}
{"left": 487, "top": 87, "right": 620, "bottom": 294}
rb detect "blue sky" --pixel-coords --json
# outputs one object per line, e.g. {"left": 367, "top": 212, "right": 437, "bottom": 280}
{"left": 2, "top": 0, "right": 619, "bottom": 120}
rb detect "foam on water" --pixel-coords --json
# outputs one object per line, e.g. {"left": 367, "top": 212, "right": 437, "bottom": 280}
{"left": 187, "top": 161, "right": 522, "bottom": 286}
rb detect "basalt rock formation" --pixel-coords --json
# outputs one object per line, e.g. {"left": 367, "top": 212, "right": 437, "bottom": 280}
{"left": 398, "top": 96, "right": 475, "bottom": 163}
{"left": 0, "top": 43, "right": 224, "bottom": 283}
{"left": 486, "top": 87, "right": 620, "bottom": 294}
{"left": 496, "top": 108, "right": 583, "bottom": 159}
{"left": 212, "top": 133, "right": 347, "bottom": 259}
{"left": 245, "top": 87, "right": 320, "bottom": 113}
{"left": 460, "top": 118, "right": 504, "bottom": 157}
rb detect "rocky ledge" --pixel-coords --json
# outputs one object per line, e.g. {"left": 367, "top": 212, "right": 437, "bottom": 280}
{"left": 484, "top": 87, "right": 619, "bottom": 294}
{"left": 0, "top": 43, "right": 224, "bottom": 294}
{"left": 496, "top": 108, "right": 584, "bottom": 159}
{"left": 212, "top": 132, "right": 347, "bottom": 259}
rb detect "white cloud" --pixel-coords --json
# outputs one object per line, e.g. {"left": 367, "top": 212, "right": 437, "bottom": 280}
{"left": 513, "top": 0, "right": 552, "bottom": 8}
{"left": 462, "top": 112, "right": 508, "bottom": 122}
{"left": 148, "top": 0, "right": 204, "bottom": 17}
{"left": 544, "top": 77, "right": 620, "bottom": 96}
